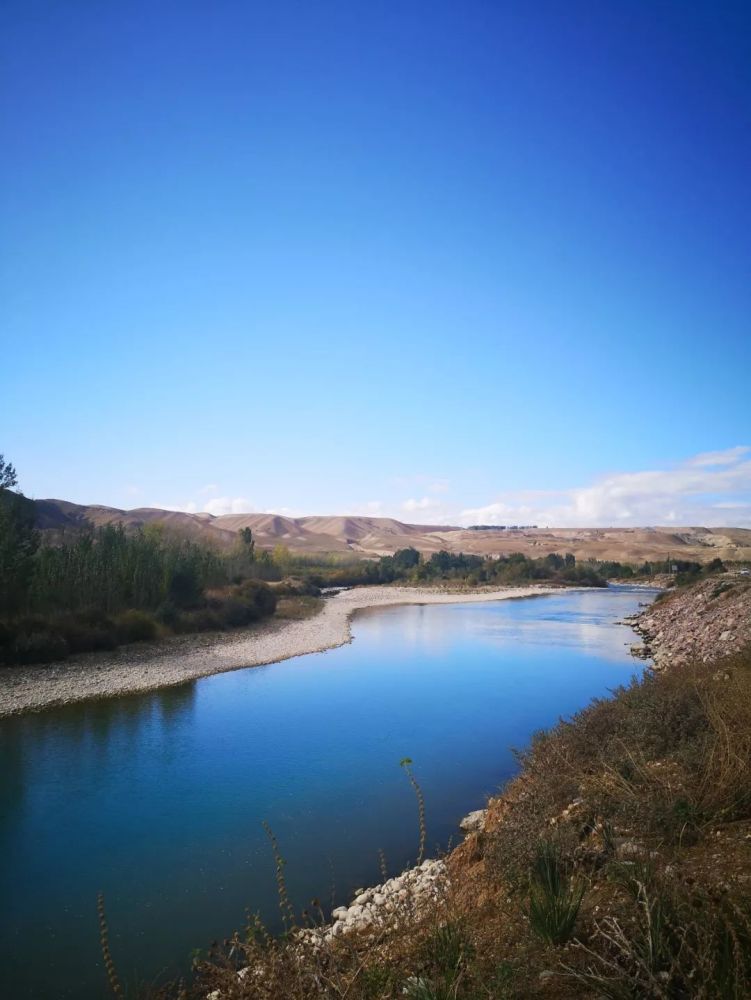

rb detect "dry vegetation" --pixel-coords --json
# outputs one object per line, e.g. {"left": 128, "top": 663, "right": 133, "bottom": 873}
{"left": 136, "top": 639, "right": 751, "bottom": 1000}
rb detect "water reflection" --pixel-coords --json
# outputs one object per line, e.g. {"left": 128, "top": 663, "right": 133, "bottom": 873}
{"left": 0, "top": 588, "right": 653, "bottom": 999}
{"left": 0, "top": 683, "right": 197, "bottom": 824}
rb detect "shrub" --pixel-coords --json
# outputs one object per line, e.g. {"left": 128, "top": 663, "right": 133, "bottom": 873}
{"left": 567, "top": 879, "right": 751, "bottom": 999}
{"left": 55, "top": 614, "right": 117, "bottom": 654}
{"left": 173, "top": 608, "right": 223, "bottom": 634}
{"left": 12, "top": 630, "right": 69, "bottom": 664}
{"left": 238, "top": 580, "right": 277, "bottom": 616}
{"left": 168, "top": 565, "right": 203, "bottom": 608}
{"left": 215, "top": 596, "right": 258, "bottom": 628}
{"left": 272, "top": 578, "right": 321, "bottom": 598}
{"left": 114, "top": 610, "right": 158, "bottom": 643}
{"left": 155, "top": 601, "right": 179, "bottom": 627}
{"left": 527, "top": 841, "right": 585, "bottom": 945}
{"left": 0, "top": 621, "right": 17, "bottom": 663}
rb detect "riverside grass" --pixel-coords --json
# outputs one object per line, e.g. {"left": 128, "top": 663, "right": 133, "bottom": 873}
{"left": 114, "top": 637, "right": 751, "bottom": 999}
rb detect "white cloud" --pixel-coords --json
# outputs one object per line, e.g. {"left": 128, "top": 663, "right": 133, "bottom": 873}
{"left": 161, "top": 496, "right": 253, "bottom": 515}
{"left": 202, "top": 496, "right": 252, "bottom": 516}
{"left": 685, "top": 446, "right": 749, "bottom": 468}
{"left": 402, "top": 496, "right": 437, "bottom": 512}
{"left": 459, "top": 447, "right": 751, "bottom": 528}
{"left": 144, "top": 447, "right": 751, "bottom": 528}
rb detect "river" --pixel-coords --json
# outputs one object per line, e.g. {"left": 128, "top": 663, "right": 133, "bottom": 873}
{"left": 0, "top": 585, "right": 654, "bottom": 998}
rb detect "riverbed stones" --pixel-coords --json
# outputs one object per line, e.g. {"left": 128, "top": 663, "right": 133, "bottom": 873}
{"left": 631, "top": 577, "right": 751, "bottom": 669}
{"left": 298, "top": 858, "right": 448, "bottom": 945}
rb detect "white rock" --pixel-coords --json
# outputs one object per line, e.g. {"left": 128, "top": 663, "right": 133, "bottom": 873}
{"left": 459, "top": 808, "right": 487, "bottom": 832}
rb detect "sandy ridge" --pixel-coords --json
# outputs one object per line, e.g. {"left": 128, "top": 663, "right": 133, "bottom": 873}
{"left": 0, "top": 585, "right": 558, "bottom": 718}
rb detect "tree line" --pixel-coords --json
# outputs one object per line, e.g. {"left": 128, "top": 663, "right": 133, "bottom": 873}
{"left": 0, "top": 455, "right": 276, "bottom": 665}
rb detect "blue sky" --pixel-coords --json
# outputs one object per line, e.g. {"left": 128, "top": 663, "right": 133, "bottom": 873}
{"left": 2, "top": 1, "right": 750, "bottom": 526}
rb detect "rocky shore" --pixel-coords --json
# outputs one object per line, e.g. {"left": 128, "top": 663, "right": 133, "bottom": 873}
{"left": 304, "top": 859, "right": 449, "bottom": 944}
{"left": 629, "top": 574, "right": 751, "bottom": 669}
{"left": 0, "top": 584, "right": 558, "bottom": 717}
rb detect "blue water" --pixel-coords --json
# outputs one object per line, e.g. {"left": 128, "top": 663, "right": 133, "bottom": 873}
{"left": 0, "top": 586, "right": 653, "bottom": 998}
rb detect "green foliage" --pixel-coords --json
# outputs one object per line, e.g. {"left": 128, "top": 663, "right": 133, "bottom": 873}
{"left": 422, "top": 921, "right": 474, "bottom": 978}
{"left": 527, "top": 841, "right": 585, "bottom": 945}
{"left": 0, "top": 462, "right": 279, "bottom": 664}
{"left": 0, "top": 485, "right": 39, "bottom": 616}
{"left": 11, "top": 629, "right": 69, "bottom": 664}
{"left": 114, "top": 610, "right": 159, "bottom": 643}
{"left": 27, "top": 524, "right": 222, "bottom": 616}
{"left": 0, "top": 454, "right": 18, "bottom": 490}
{"left": 309, "top": 548, "right": 610, "bottom": 589}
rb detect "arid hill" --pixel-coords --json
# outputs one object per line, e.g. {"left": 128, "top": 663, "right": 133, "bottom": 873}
{"left": 33, "top": 498, "right": 751, "bottom": 564}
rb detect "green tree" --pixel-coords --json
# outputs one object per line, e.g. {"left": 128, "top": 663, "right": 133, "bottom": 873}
{"left": 393, "top": 547, "right": 420, "bottom": 572}
{"left": 0, "top": 455, "right": 39, "bottom": 615}
{"left": 0, "top": 454, "right": 17, "bottom": 490}
{"left": 239, "top": 527, "right": 255, "bottom": 559}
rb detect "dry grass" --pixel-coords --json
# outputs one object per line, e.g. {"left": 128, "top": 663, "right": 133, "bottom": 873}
{"left": 273, "top": 596, "right": 324, "bottom": 621}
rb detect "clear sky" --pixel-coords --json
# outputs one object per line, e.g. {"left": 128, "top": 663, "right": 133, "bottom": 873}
{"left": 2, "top": 1, "right": 750, "bottom": 526}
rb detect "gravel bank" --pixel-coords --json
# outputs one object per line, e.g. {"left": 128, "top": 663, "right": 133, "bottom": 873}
{"left": 0, "top": 585, "right": 557, "bottom": 718}
{"left": 629, "top": 575, "right": 751, "bottom": 669}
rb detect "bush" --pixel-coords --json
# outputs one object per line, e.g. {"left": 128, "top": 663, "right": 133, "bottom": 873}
{"left": 568, "top": 877, "right": 751, "bottom": 998}
{"left": 12, "top": 630, "right": 69, "bottom": 664}
{"left": 238, "top": 580, "right": 277, "bottom": 616}
{"left": 272, "top": 578, "right": 321, "bottom": 598}
{"left": 114, "top": 610, "right": 158, "bottom": 643}
{"left": 215, "top": 596, "right": 258, "bottom": 628}
{"left": 527, "top": 841, "right": 585, "bottom": 945}
{"left": 173, "top": 608, "right": 223, "bottom": 634}
{"left": 155, "top": 601, "right": 180, "bottom": 627}
{"left": 55, "top": 613, "right": 117, "bottom": 654}
{"left": 0, "top": 621, "right": 16, "bottom": 663}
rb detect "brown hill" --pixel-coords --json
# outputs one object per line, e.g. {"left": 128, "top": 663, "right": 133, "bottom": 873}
{"left": 32, "top": 499, "right": 751, "bottom": 563}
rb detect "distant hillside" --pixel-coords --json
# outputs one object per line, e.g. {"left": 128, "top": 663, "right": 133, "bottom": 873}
{"left": 33, "top": 499, "right": 751, "bottom": 563}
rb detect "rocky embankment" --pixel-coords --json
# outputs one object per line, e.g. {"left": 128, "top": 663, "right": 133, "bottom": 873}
{"left": 303, "top": 859, "right": 448, "bottom": 945}
{"left": 629, "top": 575, "right": 751, "bottom": 669}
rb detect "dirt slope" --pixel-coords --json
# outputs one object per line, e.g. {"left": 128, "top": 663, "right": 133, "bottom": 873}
{"left": 33, "top": 499, "right": 751, "bottom": 562}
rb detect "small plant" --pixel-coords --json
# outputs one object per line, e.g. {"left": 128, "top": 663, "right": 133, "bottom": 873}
{"left": 423, "top": 921, "right": 473, "bottom": 978}
{"left": 528, "top": 841, "right": 585, "bottom": 945}
{"left": 262, "top": 822, "right": 297, "bottom": 932}
{"left": 360, "top": 963, "right": 395, "bottom": 997}
{"left": 97, "top": 892, "right": 123, "bottom": 998}
{"left": 489, "top": 960, "right": 516, "bottom": 997}
{"left": 401, "top": 758, "right": 427, "bottom": 866}
{"left": 565, "top": 883, "right": 751, "bottom": 999}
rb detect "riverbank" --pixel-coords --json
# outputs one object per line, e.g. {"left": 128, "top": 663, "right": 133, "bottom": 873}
{"left": 629, "top": 573, "right": 751, "bottom": 668}
{"left": 0, "top": 584, "right": 560, "bottom": 718}
{"left": 189, "top": 578, "right": 751, "bottom": 999}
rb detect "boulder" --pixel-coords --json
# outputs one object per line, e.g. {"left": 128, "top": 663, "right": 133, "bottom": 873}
{"left": 459, "top": 809, "right": 487, "bottom": 833}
